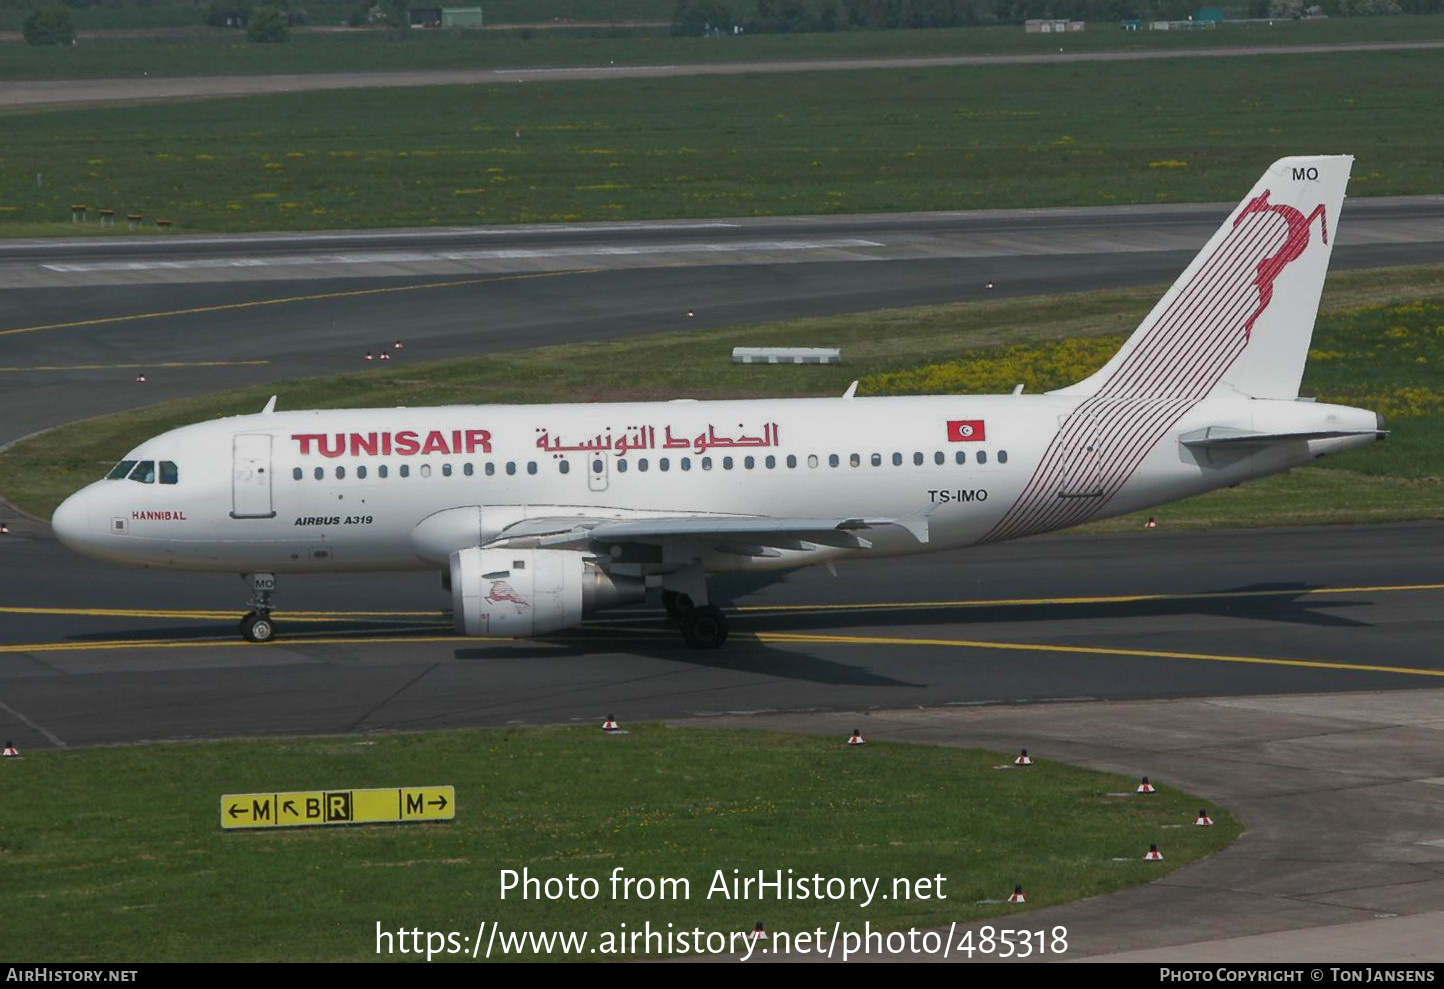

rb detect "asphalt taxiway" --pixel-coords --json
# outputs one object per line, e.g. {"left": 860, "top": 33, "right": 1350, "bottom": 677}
{"left": 2, "top": 522, "right": 1440, "bottom": 750}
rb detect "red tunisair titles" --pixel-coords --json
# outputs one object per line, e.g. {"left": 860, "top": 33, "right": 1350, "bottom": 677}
{"left": 291, "top": 429, "right": 493, "bottom": 458}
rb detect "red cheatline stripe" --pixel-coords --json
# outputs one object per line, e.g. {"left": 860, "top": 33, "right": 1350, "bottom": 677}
{"left": 1106, "top": 212, "right": 1277, "bottom": 398}
{"left": 1101, "top": 208, "right": 1277, "bottom": 396}
{"left": 1103, "top": 211, "right": 1278, "bottom": 399}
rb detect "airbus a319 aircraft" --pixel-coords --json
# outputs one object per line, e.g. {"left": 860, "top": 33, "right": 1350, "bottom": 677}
{"left": 52, "top": 156, "right": 1384, "bottom": 648}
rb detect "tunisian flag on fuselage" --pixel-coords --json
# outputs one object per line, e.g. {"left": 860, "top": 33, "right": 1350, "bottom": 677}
{"left": 947, "top": 420, "right": 986, "bottom": 442}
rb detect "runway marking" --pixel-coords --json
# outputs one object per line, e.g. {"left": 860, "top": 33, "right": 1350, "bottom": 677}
{"left": 4, "top": 582, "right": 1439, "bottom": 625}
{"left": 39, "top": 239, "right": 884, "bottom": 273}
{"left": 0, "top": 270, "right": 590, "bottom": 339}
{"left": 0, "top": 698, "right": 67, "bottom": 748}
{"left": 757, "top": 632, "right": 1444, "bottom": 680}
{"left": 0, "top": 360, "right": 270, "bottom": 372}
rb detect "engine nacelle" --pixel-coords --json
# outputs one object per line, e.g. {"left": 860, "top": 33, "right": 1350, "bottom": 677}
{"left": 449, "top": 547, "right": 645, "bottom": 638}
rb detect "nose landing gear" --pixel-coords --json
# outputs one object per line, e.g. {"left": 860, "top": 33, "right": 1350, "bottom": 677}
{"left": 239, "top": 572, "right": 277, "bottom": 643}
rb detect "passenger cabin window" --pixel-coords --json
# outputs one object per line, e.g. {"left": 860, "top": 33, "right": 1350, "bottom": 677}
{"left": 977, "top": 451, "right": 988, "bottom": 464}
{"left": 442, "top": 464, "right": 452, "bottom": 477}
{"left": 955, "top": 451, "right": 966, "bottom": 465}
{"left": 400, "top": 465, "right": 410, "bottom": 478}
{"left": 293, "top": 467, "right": 303, "bottom": 481}
{"left": 464, "top": 463, "right": 474, "bottom": 477}
{"left": 998, "top": 450, "right": 1009, "bottom": 464}
{"left": 358, "top": 466, "right": 368, "bottom": 479}
{"left": 892, "top": 453, "right": 903, "bottom": 466}
{"left": 559, "top": 460, "right": 571, "bottom": 474}
{"left": 128, "top": 461, "right": 156, "bottom": 484}
{"left": 617, "top": 459, "right": 629, "bottom": 473}
{"left": 107, "top": 460, "right": 138, "bottom": 480}
{"left": 379, "top": 465, "right": 389, "bottom": 478}
{"left": 314, "top": 467, "right": 324, "bottom": 480}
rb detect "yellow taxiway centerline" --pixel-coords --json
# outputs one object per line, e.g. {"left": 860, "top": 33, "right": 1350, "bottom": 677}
{"left": 3, "top": 582, "right": 1439, "bottom": 625}
{"left": 757, "top": 631, "right": 1444, "bottom": 679}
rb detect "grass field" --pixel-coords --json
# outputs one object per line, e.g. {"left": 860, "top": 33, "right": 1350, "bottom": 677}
{"left": 2, "top": 49, "right": 1442, "bottom": 235}
{"left": 0, "top": 724, "right": 1239, "bottom": 961}
{"left": 2, "top": 264, "right": 1439, "bottom": 526}
{"left": 4, "top": 14, "right": 1444, "bottom": 79}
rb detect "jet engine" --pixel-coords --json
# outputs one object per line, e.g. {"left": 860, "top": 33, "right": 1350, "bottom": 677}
{"left": 449, "top": 547, "right": 645, "bottom": 637}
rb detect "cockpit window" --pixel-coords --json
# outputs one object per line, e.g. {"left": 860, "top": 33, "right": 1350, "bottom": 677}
{"left": 107, "top": 460, "right": 137, "bottom": 480}
{"left": 159, "top": 461, "right": 179, "bottom": 485}
{"left": 127, "top": 460, "right": 156, "bottom": 484}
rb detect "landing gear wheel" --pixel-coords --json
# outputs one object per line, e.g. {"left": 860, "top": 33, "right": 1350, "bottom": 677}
{"left": 240, "top": 611, "right": 275, "bottom": 643}
{"left": 662, "top": 590, "right": 695, "bottom": 621}
{"left": 681, "top": 606, "right": 728, "bottom": 649}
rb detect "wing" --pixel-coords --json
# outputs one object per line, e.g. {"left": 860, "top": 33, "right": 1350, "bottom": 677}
{"left": 484, "top": 512, "right": 933, "bottom": 554}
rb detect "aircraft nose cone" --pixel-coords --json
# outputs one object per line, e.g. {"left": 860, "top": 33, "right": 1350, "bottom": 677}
{"left": 51, "top": 489, "right": 92, "bottom": 552}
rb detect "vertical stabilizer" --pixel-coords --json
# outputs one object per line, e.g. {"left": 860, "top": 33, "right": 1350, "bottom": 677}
{"left": 1052, "top": 156, "right": 1352, "bottom": 400}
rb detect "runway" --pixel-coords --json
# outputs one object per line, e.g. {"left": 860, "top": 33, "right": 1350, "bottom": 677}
{"left": 3, "top": 199, "right": 1443, "bottom": 448}
{"left": 2, "top": 522, "right": 1440, "bottom": 750}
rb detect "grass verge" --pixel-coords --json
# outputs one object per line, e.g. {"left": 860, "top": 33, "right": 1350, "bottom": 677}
{"left": 2, "top": 263, "right": 1440, "bottom": 526}
{"left": 0, "top": 724, "right": 1240, "bottom": 961}
{"left": 3, "top": 50, "right": 1443, "bottom": 232}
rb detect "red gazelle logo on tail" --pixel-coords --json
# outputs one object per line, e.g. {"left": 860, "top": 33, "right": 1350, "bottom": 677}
{"left": 1233, "top": 191, "right": 1328, "bottom": 340}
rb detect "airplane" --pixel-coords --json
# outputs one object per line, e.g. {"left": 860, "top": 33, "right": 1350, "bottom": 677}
{"left": 50, "top": 155, "right": 1385, "bottom": 649}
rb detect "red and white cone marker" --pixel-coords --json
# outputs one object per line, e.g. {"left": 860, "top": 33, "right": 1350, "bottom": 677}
{"left": 393, "top": 340, "right": 404, "bottom": 349}
{"left": 1144, "top": 843, "right": 1164, "bottom": 861}
{"left": 378, "top": 352, "right": 391, "bottom": 361}
{"left": 847, "top": 729, "right": 866, "bottom": 746}
{"left": 364, "top": 352, "right": 374, "bottom": 361}
{"left": 1136, "top": 776, "right": 1156, "bottom": 794}
{"left": 1195, "top": 808, "right": 1214, "bottom": 827}
{"left": 686, "top": 310, "right": 695, "bottom": 318}
{"left": 135, "top": 373, "right": 147, "bottom": 383}
{"left": 1014, "top": 748, "right": 1033, "bottom": 766}
{"left": 1008, "top": 885, "right": 1026, "bottom": 903}
{"left": 1144, "top": 517, "right": 1158, "bottom": 529}
{"left": 985, "top": 280, "right": 995, "bottom": 290}
{"left": 751, "top": 921, "right": 767, "bottom": 940}
{"left": 0, "top": 522, "right": 8, "bottom": 535}
{"left": 602, "top": 716, "right": 620, "bottom": 732}
{"left": 3, "top": 741, "right": 19, "bottom": 758}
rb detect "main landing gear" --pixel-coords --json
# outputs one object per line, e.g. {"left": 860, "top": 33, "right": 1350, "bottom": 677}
{"left": 662, "top": 582, "right": 728, "bottom": 649}
{"left": 239, "top": 572, "right": 277, "bottom": 643}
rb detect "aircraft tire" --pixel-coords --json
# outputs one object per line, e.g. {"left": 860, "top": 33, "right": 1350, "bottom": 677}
{"left": 662, "top": 590, "right": 695, "bottom": 620}
{"left": 681, "top": 606, "right": 727, "bottom": 649}
{"left": 241, "top": 611, "right": 276, "bottom": 644}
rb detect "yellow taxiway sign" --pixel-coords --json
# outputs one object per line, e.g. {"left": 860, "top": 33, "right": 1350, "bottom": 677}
{"left": 221, "top": 786, "right": 454, "bottom": 829}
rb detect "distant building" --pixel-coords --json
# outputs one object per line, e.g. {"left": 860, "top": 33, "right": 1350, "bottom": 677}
{"left": 1025, "top": 18, "right": 1084, "bottom": 32}
{"left": 1196, "top": 6, "right": 1225, "bottom": 21}
{"left": 409, "top": 6, "right": 442, "bottom": 27}
{"left": 1120, "top": 17, "right": 1142, "bottom": 29}
{"left": 442, "top": 7, "right": 484, "bottom": 28}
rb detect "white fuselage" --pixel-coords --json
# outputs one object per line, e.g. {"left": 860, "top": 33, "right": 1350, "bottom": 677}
{"left": 51, "top": 392, "right": 1379, "bottom": 575}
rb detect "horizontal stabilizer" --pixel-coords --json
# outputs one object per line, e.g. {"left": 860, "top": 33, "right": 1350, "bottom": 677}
{"left": 1180, "top": 425, "right": 1386, "bottom": 448}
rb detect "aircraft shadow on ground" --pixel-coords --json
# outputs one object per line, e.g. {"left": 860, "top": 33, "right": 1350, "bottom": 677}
{"left": 453, "top": 630, "right": 922, "bottom": 688}
{"left": 729, "top": 581, "right": 1373, "bottom": 633}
